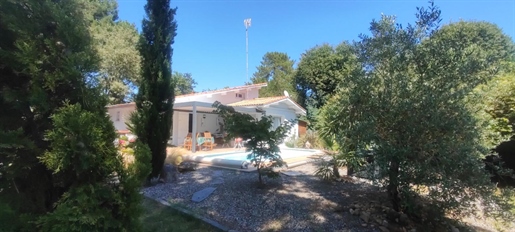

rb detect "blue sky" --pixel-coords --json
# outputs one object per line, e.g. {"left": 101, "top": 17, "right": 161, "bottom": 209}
{"left": 117, "top": 0, "right": 515, "bottom": 92}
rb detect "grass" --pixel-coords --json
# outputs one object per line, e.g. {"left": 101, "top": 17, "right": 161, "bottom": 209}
{"left": 140, "top": 198, "right": 217, "bottom": 232}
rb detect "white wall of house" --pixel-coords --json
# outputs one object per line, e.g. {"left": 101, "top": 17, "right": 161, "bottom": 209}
{"left": 107, "top": 105, "right": 135, "bottom": 132}
{"left": 265, "top": 105, "right": 300, "bottom": 142}
{"left": 174, "top": 111, "right": 189, "bottom": 146}
{"left": 172, "top": 112, "right": 222, "bottom": 146}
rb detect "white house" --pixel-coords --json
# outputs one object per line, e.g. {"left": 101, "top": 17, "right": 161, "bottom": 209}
{"left": 106, "top": 83, "right": 306, "bottom": 152}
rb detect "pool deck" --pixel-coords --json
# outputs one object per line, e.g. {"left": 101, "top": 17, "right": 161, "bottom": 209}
{"left": 181, "top": 146, "right": 326, "bottom": 171}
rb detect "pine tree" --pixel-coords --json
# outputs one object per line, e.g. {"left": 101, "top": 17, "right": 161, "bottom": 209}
{"left": 131, "top": 0, "right": 177, "bottom": 179}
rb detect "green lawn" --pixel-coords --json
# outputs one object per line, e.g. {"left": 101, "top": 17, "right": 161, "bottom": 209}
{"left": 140, "top": 198, "right": 217, "bottom": 232}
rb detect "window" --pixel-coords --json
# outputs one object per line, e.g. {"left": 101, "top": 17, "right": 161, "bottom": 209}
{"left": 116, "top": 111, "right": 120, "bottom": 121}
{"left": 235, "top": 93, "right": 245, "bottom": 98}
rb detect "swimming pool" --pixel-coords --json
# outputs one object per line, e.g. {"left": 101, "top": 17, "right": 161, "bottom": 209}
{"left": 203, "top": 149, "right": 317, "bottom": 161}
{"left": 186, "top": 148, "right": 322, "bottom": 169}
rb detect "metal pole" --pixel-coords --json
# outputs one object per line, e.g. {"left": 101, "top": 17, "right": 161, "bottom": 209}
{"left": 246, "top": 27, "right": 248, "bottom": 83}
{"left": 244, "top": 18, "right": 251, "bottom": 84}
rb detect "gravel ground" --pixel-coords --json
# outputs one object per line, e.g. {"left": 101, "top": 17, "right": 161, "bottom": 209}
{"left": 142, "top": 163, "right": 387, "bottom": 232}
{"left": 142, "top": 163, "right": 509, "bottom": 232}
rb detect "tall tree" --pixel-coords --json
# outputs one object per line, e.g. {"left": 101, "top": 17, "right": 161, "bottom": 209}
{"left": 0, "top": 0, "right": 149, "bottom": 230}
{"left": 250, "top": 52, "right": 297, "bottom": 99}
{"left": 92, "top": 19, "right": 141, "bottom": 104}
{"left": 173, "top": 71, "right": 197, "bottom": 95}
{"left": 80, "top": 0, "right": 141, "bottom": 104}
{"left": 130, "top": 0, "right": 177, "bottom": 179}
{"left": 337, "top": 1, "right": 514, "bottom": 218}
{"left": 295, "top": 42, "right": 358, "bottom": 109}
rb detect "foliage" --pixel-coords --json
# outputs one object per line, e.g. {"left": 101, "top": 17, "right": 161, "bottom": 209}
{"left": 0, "top": 0, "right": 149, "bottom": 230}
{"left": 295, "top": 130, "right": 323, "bottom": 149}
{"left": 295, "top": 42, "right": 359, "bottom": 109}
{"left": 478, "top": 66, "right": 515, "bottom": 141}
{"left": 0, "top": 0, "right": 102, "bottom": 228}
{"left": 213, "top": 101, "right": 294, "bottom": 185}
{"left": 285, "top": 137, "right": 296, "bottom": 148}
{"left": 38, "top": 104, "right": 149, "bottom": 231}
{"left": 476, "top": 66, "right": 515, "bottom": 187}
{"left": 251, "top": 52, "right": 298, "bottom": 100}
{"left": 92, "top": 20, "right": 141, "bottom": 104}
{"left": 173, "top": 71, "right": 197, "bottom": 95}
{"left": 327, "top": 1, "right": 515, "bottom": 219}
{"left": 80, "top": 0, "right": 142, "bottom": 104}
{"left": 130, "top": 0, "right": 177, "bottom": 179}
{"left": 315, "top": 92, "right": 361, "bottom": 180}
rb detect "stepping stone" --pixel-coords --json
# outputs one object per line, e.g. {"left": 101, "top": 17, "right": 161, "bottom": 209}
{"left": 192, "top": 187, "right": 216, "bottom": 202}
{"left": 281, "top": 170, "right": 303, "bottom": 176}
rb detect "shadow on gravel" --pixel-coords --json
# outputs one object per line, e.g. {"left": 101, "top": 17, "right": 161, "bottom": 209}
{"left": 146, "top": 164, "right": 500, "bottom": 232}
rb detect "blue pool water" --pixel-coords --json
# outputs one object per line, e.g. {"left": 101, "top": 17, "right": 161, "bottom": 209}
{"left": 203, "top": 149, "right": 318, "bottom": 161}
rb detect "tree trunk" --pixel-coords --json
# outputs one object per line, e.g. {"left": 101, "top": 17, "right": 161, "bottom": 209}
{"left": 387, "top": 160, "right": 401, "bottom": 211}
{"left": 332, "top": 161, "right": 341, "bottom": 178}
{"left": 258, "top": 167, "right": 263, "bottom": 185}
{"left": 347, "top": 166, "right": 354, "bottom": 176}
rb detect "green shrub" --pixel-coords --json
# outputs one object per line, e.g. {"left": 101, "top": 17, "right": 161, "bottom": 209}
{"left": 285, "top": 136, "right": 297, "bottom": 148}
{"left": 38, "top": 104, "right": 150, "bottom": 231}
{"left": 296, "top": 130, "right": 323, "bottom": 149}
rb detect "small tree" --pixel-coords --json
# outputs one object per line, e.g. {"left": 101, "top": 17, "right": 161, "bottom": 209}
{"left": 213, "top": 101, "right": 293, "bottom": 185}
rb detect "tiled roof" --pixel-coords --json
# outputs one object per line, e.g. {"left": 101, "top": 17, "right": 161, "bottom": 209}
{"left": 228, "top": 96, "right": 289, "bottom": 107}
{"left": 106, "top": 83, "right": 267, "bottom": 108}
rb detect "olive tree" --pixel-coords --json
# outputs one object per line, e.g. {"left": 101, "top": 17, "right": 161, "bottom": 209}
{"left": 329, "top": 1, "right": 515, "bottom": 218}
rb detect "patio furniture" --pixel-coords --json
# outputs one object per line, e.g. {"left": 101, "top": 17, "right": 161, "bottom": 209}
{"left": 196, "top": 133, "right": 204, "bottom": 151}
{"left": 183, "top": 133, "right": 193, "bottom": 150}
{"left": 202, "top": 132, "right": 217, "bottom": 150}
{"left": 234, "top": 137, "right": 243, "bottom": 149}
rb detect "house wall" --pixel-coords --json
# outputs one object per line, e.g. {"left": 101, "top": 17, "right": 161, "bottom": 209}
{"left": 265, "top": 105, "right": 300, "bottom": 144}
{"left": 174, "top": 111, "right": 189, "bottom": 146}
{"left": 107, "top": 105, "right": 135, "bottom": 132}
{"left": 196, "top": 113, "right": 220, "bottom": 135}
{"left": 172, "top": 112, "right": 222, "bottom": 146}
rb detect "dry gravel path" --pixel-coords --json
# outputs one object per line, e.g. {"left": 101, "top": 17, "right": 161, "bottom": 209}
{"left": 142, "top": 163, "right": 387, "bottom": 232}
{"left": 142, "top": 163, "right": 507, "bottom": 232}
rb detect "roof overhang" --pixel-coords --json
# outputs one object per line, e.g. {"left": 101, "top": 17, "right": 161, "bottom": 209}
{"left": 264, "top": 98, "right": 306, "bottom": 115}
{"left": 174, "top": 101, "right": 258, "bottom": 114}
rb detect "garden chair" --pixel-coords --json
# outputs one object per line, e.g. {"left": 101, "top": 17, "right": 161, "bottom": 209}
{"left": 183, "top": 133, "right": 193, "bottom": 150}
{"left": 202, "top": 132, "right": 217, "bottom": 150}
{"left": 234, "top": 137, "right": 243, "bottom": 149}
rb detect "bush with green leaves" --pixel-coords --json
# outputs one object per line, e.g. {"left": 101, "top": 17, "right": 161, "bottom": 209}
{"left": 38, "top": 104, "right": 151, "bottom": 231}
{"left": 213, "top": 101, "right": 294, "bottom": 185}
{"left": 323, "top": 1, "right": 515, "bottom": 220}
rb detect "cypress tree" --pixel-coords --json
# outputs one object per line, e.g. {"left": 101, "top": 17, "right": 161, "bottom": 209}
{"left": 131, "top": 0, "right": 177, "bottom": 179}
